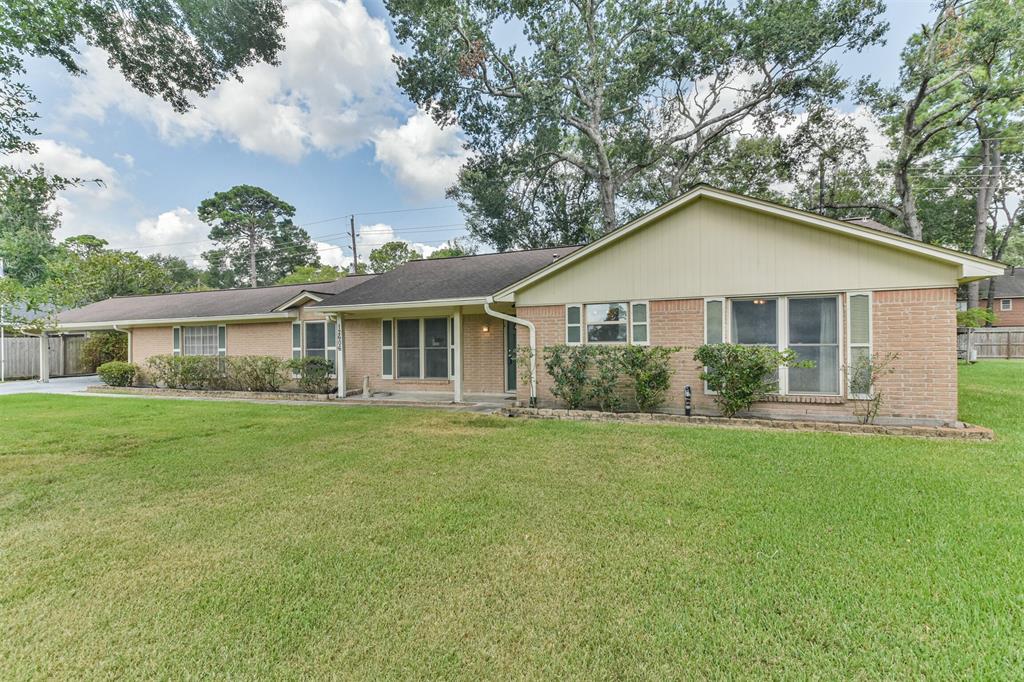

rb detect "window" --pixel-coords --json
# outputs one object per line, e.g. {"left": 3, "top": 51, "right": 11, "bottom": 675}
{"left": 397, "top": 319, "right": 420, "bottom": 378}
{"left": 381, "top": 320, "right": 394, "bottom": 378}
{"left": 292, "top": 322, "right": 302, "bottom": 361}
{"left": 705, "top": 299, "right": 724, "bottom": 344}
{"left": 566, "top": 305, "right": 582, "bottom": 344}
{"left": 304, "top": 321, "right": 326, "bottom": 361}
{"left": 848, "top": 293, "right": 872, "bottom": 398}
{"left": 424, "top": 317, "right": 449, "bottom": 379}
{"left": 182, "top": 325, "right": 218, "bottom": 356}
{"left": 393, "top": 317, "right": 450, "bottom": 379}
{"left": 217, "top": 325, "right": 226, "bottom": 357}
{"left": 630, "top": 302, "right": 649, "bottom": 344}
{"left": 586, "top": 302, "right": 629, "bottom": 343}
{"left": 731, "top": 299, "right": 778, "bottom": 346}
{"left": 787, "top": 297, "right": 839, "bottom": 394}
{"left": 1001, "top": 299, "right": 1013, "bottom": 311}
{"left": 327, "top": 319, "right": 337, "bottom": 371}
{"left": 172, "top": 327, "right": 181, "bottom": 356}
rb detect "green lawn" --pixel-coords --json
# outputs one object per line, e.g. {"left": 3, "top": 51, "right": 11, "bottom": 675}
{"left": 1, "top": 363, "right": 1023, "bottom": 679}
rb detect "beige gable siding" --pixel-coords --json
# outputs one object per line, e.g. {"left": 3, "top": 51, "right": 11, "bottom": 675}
{"left": 515, "top": 198, "right": 960, "bottom": 306}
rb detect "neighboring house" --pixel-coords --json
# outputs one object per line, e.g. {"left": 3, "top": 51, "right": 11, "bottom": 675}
{"left": 978, "top": 270, "right": 1024, "bottom": 327}
{"left": 58, "top": 185, "right": 1003, "bottom": 425}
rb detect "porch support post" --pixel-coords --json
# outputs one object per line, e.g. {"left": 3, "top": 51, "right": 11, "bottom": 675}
{"left": 453, "top": 308, "right": 463, "bottom": 403}
{"left": 336, "top": 313, "right": 346, "bottom": 399}
{"left": 38, "top": 332, "right": 49, "bottom": 383}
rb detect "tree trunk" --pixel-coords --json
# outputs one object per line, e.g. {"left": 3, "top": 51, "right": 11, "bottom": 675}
{"left": 598, "top": 174, "right": 617, "bottom": 233}
{"left": 248, "top": 225, "right": 258, "bottom": 288}
{"left": 895, "top": 167, "right": 924, "bottom": 240}
{"left": 968, "top": 137, "right": 1000, "bottom": 309}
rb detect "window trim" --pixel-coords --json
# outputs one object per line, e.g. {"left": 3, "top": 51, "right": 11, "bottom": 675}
{"left": 291, "top": 322, "right": 302, "bottom": 361}
{"left": 1001, "top": 298, "right": 1013, "bottom": 311}
{"left": 629, "top": 301, "right": 650, "bottom": 346}
{"left": 846, "top": 291, "right": 873, "bottom": 400}
{"left": 703, "top": 298, "right": 726, "bottom": 395}
{"left": 217, "top": 325, "right": 226, "bottom": 357}
{"left": 172, "top": 326, "right": 181, "bottom": 356}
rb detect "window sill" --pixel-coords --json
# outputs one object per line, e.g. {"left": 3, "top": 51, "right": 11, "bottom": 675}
{"left": 760, "top": 394, "right": 845, "bottom": 405}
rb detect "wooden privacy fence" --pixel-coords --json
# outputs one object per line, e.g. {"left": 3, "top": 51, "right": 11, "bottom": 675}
{"left": 958, "top": 327, "right": 1024, "bottom": 360}
{"left": 1, "top": 334, "right": 89, "bottom": 380}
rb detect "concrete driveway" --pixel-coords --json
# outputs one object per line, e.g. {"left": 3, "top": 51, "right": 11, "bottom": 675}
{"left": 0, "top": 375, "right": 97, "bottom": 396}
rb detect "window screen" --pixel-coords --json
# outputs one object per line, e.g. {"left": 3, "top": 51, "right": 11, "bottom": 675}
{"left": 182, "top": 326, "right": 218, "bottom": 356}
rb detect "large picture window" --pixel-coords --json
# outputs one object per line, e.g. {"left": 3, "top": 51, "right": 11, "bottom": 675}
{"left": 182, "top": 326, "right": 218, "bottom": 356}
{"left": 586, "top": 303, "right": 628, "bottom": 343}
{"left": 423, "top": 317, "right": 449, "bottom": 379}
{"left": 390, "top": 317, "right": 451, "bottom": 380}
{"left": 787, "top": 297, "right": 839, "bottom": 394}
{"left": 397, "top": 319, "right": 420, "bottom": 378}
{"left": 731, "top": 299, "right": 778, "bottom": 346}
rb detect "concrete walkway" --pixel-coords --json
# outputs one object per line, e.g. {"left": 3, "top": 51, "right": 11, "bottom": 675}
{"left": 0, "top": 375, "right": 96, "bottom": 396}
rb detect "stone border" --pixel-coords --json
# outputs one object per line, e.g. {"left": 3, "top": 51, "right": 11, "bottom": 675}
{"left": 86, "top": 385, "right": 331, "bottom": 402}
{"left": 500, "top": 407, "right": 994, "bottom": 440}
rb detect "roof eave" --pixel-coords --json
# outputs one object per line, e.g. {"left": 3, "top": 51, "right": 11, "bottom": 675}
{"left": 313, "top": 297, "right": 488, "bottom": 313}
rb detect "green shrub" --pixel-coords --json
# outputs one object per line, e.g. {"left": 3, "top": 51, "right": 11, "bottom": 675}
{"left": 620, "top": 345, "right": 681, "bottom": 412}
{"left": 226, "top": 356, "right": 287, "bottom": 392}
{"left": 287, "top": 356, "right": 333, "bottom": 394}
{"left": 96, "top": 361, "right": 137, "bottom": 387}
{"left": 82, "top": 332, "right": 128, "bottom": 371}
{"left": 694, "top": 343, "right": 808, "bottom": 418}
{"left": 147, "top": 355, "right": 220, "bottom": 390}
{"left": 957, "top": 307, "right": 995, "bottom": 328}
{"left": 586, "top": 346, "right": 624, "bottom": 412}
{"left": 543, "top": 345, "right": 592, "bottom": 409}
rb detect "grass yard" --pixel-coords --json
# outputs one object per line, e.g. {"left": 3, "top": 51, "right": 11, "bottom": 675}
{"left": 1, "top": 362, "right": 1023, "bottom": 678}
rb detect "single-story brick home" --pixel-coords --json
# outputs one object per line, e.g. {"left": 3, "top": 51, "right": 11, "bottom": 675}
{"left": 58, "top": 186, "right": 1003, "bottom": 425}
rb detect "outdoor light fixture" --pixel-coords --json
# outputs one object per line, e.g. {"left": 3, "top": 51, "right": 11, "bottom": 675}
{"left": 482, "top": 324, "right": 490, "bottom": 332}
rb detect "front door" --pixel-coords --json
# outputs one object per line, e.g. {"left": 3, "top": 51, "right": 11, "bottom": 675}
{"left": 505, "top": 321, "right": 517, "bottom": 392}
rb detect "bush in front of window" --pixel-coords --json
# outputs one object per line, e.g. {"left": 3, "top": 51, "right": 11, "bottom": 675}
{"left": 543, "top": 344, "right": 592, "bottom": 409}
{"left": 620, "top": 346, "right": 681, "bottom": 412}
{"left": 845, "top": 351, "right": 900, "bottom": 424}
{"left": 287, "top": 356, "right": 333, "bottom": 394}
{"left": 694, "top": 343, "right": 808, "bottom": 418}
{"left": 587, "top": 346, "right": 625, "bottom": 412}
{"left": 225, "top": 356, "right": 288, "bottom": 392}
{"left": 97, "top": 361, "right": 137, "bottom": 387}
{"left": 146, "top": 355, "right": 221, "bottom": 390}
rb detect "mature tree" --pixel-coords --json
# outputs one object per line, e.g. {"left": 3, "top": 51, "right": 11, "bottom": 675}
{"left": 1, "top": 0, "right": 285, "bottom": 157}
{"left": 0, "top": 164, "right": 65, "bottom": 284}
{"left": 145, "top": 253, "right": 206, "bottom": 290}
{"left": 389, "top": 0, "right": 886, "bottom": 246}
{"left": 277, "top": 264, "right": 347, "bottom": 285}
{"left": 198, "top": 185, "right": 320, "bottom": 288}
{"left": 428, "top": 239, "right": 478, "bottom": 259}
{"left": 46, "top": 237, "right": 177, "bottom": 307}
{"left": 369, "top": 241, "right": 421, "bottom": 273}
{"left": 855, "top": 0, "right": 1024, "bottom": 241}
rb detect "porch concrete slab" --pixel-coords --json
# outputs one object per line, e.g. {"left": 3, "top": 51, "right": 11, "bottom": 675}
{"left": 0, "top": 375, "right": 96, "bottom": 396}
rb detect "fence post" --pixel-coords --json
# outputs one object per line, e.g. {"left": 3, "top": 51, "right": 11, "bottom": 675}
{"left": 1008, "top": 330, "right": 1013, "bottom": 359}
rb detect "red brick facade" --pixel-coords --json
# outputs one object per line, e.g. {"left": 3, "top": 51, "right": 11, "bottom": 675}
{"left": 515, "top": 287, "right": 959, "bottom": 425}
{"left": 992, "top": 297, "right": 1024, "bottom": 327}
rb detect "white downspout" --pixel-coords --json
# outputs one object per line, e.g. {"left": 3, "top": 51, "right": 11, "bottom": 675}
{"left": 112, "top": 324, "right": 131, "bottom": 363}
{"left": 484, "top": 296, "right": 536, "bottom": 407}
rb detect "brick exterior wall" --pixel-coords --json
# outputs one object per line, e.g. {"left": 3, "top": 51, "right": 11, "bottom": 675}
{"left": 992, "top": 297, "right": 1024, "bottom": 327}
{"left": 225, "top": 322, "right": 293, "bottom": 359}
{"left": 131, "top": 327, "right": 172, "bottom": 365}
{"left": 341, "top": 314, "right": 507, "bottom": 396}
{"left": 516, "top": 287, "right": 959, "bottom": 425}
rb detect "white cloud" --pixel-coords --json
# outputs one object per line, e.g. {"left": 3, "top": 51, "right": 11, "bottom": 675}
{"left": 113, "top": 152, "right": 135, "bottom": 168}
{"left": 373, "top": 111, "right": 469, "bottom": 199}
{"left": 4, "top": 139, "right": 129, "bottom": 242}
{"left": 61, "top": 0, "right": 399, "bottom": 164}
{"left": 133, "top": 208, "right": 210, "bottom": 264}
{"left": 354, "top": 222, "right": 438, "bottom": 265}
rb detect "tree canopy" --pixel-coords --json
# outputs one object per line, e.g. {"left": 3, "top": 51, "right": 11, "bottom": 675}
{"left": 198, "top": 185, "right": 321, "bottom": 288}
{"left": 369, "top": 241, "right": 421, "bottom": 273}
{"left": 388, "top": 0, "right": 886, "bottom": 247}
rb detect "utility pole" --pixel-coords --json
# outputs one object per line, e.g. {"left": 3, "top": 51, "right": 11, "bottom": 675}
{"left": 349, "top": 215, "right": 359, "bottom": 275}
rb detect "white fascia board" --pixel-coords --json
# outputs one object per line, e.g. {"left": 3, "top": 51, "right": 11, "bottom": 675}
{"left": 492, "top": 185, "right": 1006, "bottom": 298}
{"left": 57, "top": 311, "right": 298, "bottom": 331}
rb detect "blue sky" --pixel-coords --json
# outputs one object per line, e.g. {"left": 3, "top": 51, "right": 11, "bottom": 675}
{"left": 16, "top": 0, "right": 933, "bottom": 269}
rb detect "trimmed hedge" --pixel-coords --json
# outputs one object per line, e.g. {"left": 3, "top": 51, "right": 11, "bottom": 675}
{"left": 97, "top": 361, "right": 137, "bottom": 387}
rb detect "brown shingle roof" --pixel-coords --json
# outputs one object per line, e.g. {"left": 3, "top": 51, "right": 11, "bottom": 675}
{"left": 59, "top": 275, "right": 374, "bottom": 324}
{"left": 312, "top": 246, "right": 583, "bottom": 307}
{"left": 980, "top": 268, "right": 1024, "bottom": 298}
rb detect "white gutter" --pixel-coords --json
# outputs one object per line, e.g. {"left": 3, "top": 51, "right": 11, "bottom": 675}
{"left": 112, "top": 324, "right": 131, "bottom": 363}
{"left": 58, "top": 311, "right": 298, "bottom": 331}
{"left": 484, "top": 297, "right": 536, "bottom": 407}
